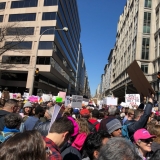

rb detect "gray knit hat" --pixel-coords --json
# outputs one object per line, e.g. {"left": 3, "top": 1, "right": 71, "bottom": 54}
{"left": 106, "top": 119, "right": 122, "bottom": 134}
{"left": 23, "top": 102, "right": 32, "bottom": 108}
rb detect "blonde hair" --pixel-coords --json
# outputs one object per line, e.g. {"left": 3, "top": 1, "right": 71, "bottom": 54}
{"left": 149, "top": 124, "right": 160, "bottom": 144}
{"left": 76, "top": 118, "right": 90, "bottom": 135}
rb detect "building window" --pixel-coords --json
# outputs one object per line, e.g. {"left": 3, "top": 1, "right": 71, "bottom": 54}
{"left": 40, "top": 27, "right": 54, "bottom": 35}
{"left": 38, "top": 41, "right": 53, "bottom": 49}
{"left": 6, "top": 27, "right": 34, "bottom": 35}
{"left": 143, "top": 12, "right": 151, "bottom": 34}
{"left": 4, "top": 41, "right": 32, "bottom": 50}
{"left": 2, "top": 56, "right": 30, "bottom": 64}
{"left": 145, "top": 0, "right": 151, "bottom": 8}
{"left": 36, "top": 56, "right": 50, "bottom": 64}
{"left": 42, "top": 12, "right": 56, "bottom": 20}
{"left": 0, "top": 2, "right": 6, "bottom": 9}
{"left": 44, "top": 0, "right": 57, "bottom": 6}
{"left": 8, "top": 13, "right": 36, "bottom": 22}
{"left": 141, "top": 38, "right": 150, "bottom": 60}
{"left": 0, "top": 15, "right": 3, "bottom": 22}
{"left": 141, "top": 64, "right": 148, "bottom": 74}
{"left": 11, "top": 0, "right": 38, "bottom": 8}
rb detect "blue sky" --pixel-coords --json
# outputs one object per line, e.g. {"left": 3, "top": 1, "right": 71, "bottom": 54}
{"left": 77, "top": 0, "right": 127, "bottom": 96}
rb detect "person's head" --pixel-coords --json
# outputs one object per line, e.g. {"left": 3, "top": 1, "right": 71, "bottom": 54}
{"left": 91, "top": 109, "right": 99, "bottom": 119}
{"left": 44, "top": 107, "right": 54, "bottom": 120}
{"left": 83, "top": 130, "right": 111, "bottom": 160}
{"left": 127, "top": 109, "right": 135, "bottom": 119}
{"left": 150, "top": 149, "right": 160, "bottom": 160}
{"left": 134, "top": 109, "right": 144, "bottom": 121}
{"left": 148, "top": 125, "right": 160, "bottom": 144}
{"left": 47, "top": 101, "right": 53, "bottom": 107}
{"left": 147, "top": 119, "right": 158, "bottom": 131}
{"left": 0, "top": 130, "right": 46, "bottom": 160}
{"left": 99, "top": 111, "right": 105, "bottom": 119}
{"left": 35, "top": 105, "right": 45, "bottom": 117}
{"left": 4, "top": 113, "right": 22, "bottom": 129}
{"left": 4, "top": 99, "right": 18, "bottom": 113}
{"left": 108, "top": 105, "right": 117, "bottom": 116}
{"left": 134, "top": 128, "right": 156, "bottom": 154}
{"left": 48, "top": 117, "right": 74, "bottom": 147}
{"left": 76, "top": 118, "right": 90, "bottom": 135}
{"left": 106, "top": 119, "right": 122, "bottom": 137}
{"left": 80, "top": 109, "right": 90, "bottom": 119}
{"left": 23, "top": 101, "right": 32, "bottom": 115}
{"left": 121, "top": 107, "right": 125, "bottom": 113}
{"left": 98, "top": 137, "right": 141, "bottom": 160}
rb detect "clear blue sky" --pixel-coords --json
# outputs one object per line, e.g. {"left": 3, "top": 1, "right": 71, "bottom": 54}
{"left": 77, "top": 0, "right": 127, "bottom": 96}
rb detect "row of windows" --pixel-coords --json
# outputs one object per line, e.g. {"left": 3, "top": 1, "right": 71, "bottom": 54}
{"left": 2, "top": 56, "right": 30, "bottom": 64}
{"left": 4, "top": 41, "right": 32, "bottom": 50}
{"left": 6, "top": 27, "right": 34, "bottom": 35}
{"left": 8, "top": 12, "right": 56, "bottom": 22}
{"left": 0, "top": 2, "right": 6, "bottom": 10}
{"left": 11, "top": 0, "right": 38, "bottom": 8}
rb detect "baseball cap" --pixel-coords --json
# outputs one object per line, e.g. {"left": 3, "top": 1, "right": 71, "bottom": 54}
{"left": 133, "top": 128, "right": 156, "bottom": 142}
{"left": 80, "top": 109, "right": 90, "bottom": 116}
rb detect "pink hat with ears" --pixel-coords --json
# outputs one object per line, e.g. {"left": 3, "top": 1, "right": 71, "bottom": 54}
{"left": 67, "top": 117, "right": 79, "bottom": 137}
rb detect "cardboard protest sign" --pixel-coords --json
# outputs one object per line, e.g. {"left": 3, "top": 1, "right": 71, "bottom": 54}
{"left": 106, "top": 97, "right": 118, "bottom": 105}
{"left": 65, "top": 96, "right": 70, "bottom": 106}
{"left": 127, "top": 60, "right": 155, "bottom": 97}
{"left": 58, "top": 92, "right": 66, "bottom": 101}
{"left": 125, "top": 94, "right": 140, "bottom": 106}
{"left": 48, "top": 104, "right": 61, "bottom": 132}
{"left": 71, "top": 95, "right": 83, "bottom": 108}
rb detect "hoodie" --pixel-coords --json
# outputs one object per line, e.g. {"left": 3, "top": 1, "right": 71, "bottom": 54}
{"left": 0, "top": 110, "right": 10, "bottom": 131}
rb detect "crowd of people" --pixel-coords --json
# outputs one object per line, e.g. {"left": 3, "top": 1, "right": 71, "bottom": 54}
{"left": 0, "top": 96, "right": 160, "bottom": 160}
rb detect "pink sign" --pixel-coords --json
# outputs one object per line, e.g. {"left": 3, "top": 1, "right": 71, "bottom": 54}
{"left": 58, "top": 92, "right": 66, "bottom": 101}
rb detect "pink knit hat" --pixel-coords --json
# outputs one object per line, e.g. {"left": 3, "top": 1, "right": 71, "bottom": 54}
{"left": 67, "top": 117, "right": 79, "bottom": 137}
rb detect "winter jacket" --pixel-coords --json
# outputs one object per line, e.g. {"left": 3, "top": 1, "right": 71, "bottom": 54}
{"left": 34, "top": 120, "right": 50, "bottom": 136}
{"left": 0, "top": 110, "right": 10, "bottom": 131}
{"left": 127, "top": 102, "right": 153, "bottom": 141}
{"left": 151, "top": 142, "right": 160, "bottom": 152}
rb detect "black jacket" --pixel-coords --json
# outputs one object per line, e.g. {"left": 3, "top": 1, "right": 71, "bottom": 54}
{"left": 127, "top": 102, "right": 153, "bottom": 140}
{"left": 0, "top": 110, "right": 10, "bottom": 131}
{"left": 34, "top": 120, "right": 50, "bottom": 136}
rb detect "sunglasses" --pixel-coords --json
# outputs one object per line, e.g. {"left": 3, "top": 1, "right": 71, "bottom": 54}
{"left": 140, "top": 138, "right": 153, "bottom": 143}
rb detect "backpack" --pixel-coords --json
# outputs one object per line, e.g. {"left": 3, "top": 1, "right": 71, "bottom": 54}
{"left": 0, "top": 131, "right": 14, "bottom": 144}
{"left": 121, "top": 123, "right": 133, "bottom": 141}
{"left": 87, "top": 121, "right": 99, "bottom": 133}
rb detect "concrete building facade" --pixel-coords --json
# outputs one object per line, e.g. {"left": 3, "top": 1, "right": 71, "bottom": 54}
{"left": 0, "top": 0, "right": 81, "bottom": 95}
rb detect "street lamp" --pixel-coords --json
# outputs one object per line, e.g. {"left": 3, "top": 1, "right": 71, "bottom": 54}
{"left": 29, "top": 27, "right": 68, "bottom": 95}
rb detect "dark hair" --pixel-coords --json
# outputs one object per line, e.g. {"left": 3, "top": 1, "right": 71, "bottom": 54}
{"left": 0, "top": 130, "right": 46, "bottom": 160}
{"left": 98, "top": 137, "right": 141, "bottom": 160}
{"left": 4, "top": 113, "right": 22, "bottom": 129}
{"left": 92, "top": 109, "right": 99, "bottom": 119}
{"left": 4, "top": 99, "right": 17, "bottom": 108}
{"left": 134, "top": 109, "right": 144, "bottom": 119}
{"left": 35, "top": 106, "right": 44, "bottom": 115}
{"left": 82, "top": 130, "right": 111, "bottom": 160}
{"left": 49, "top": 117, "right": 74, "bottom": 136}
{"left": 150, "top": 149, "right": 160, "bottom": 160}
{"left": 99, "top": 111, "right": 105, "bottom": 119}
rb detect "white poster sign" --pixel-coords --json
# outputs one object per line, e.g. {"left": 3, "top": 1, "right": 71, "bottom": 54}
{"left": 71, "top": 95, "right": 83, "bottom": 108}
{"left": 48, "top": 104, "right": 61, "bottom": 132}
{"left": 42, "top": 94, "right": 51, "bottom": 102}
{"left": 23, "top": 92, "right": 29, "bottom": 100}
{"left": 65, "top": 96, "right": 70, "bottom": 106}
{"left": 0, "top": 91, "right": 1, "bottom": 98}
{"left": 103, "top": 98, "right": 107, "bottom": 105}
{"left": 125, "top": 94, "right": 140, "bottom": 106}
{"left": 106, "top": 97, "right": 118, "bottom": 105}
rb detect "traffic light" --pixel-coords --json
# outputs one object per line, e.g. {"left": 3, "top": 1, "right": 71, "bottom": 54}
{"left": 35, "top": 68, "right": 39, "bottom": 76}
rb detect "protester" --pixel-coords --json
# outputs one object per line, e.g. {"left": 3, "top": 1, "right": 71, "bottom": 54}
{"left": 34, "top": 107, "right": 54, "bottom": 136}
{"left": 0, "top": 113, "right": 22, "bottom": 143}
{"left": 133, "top": 128, "right": 156, "bottom": 159}
{"left": 22, "top": 101, "right": 33, "bottom": 122}
{"left": 0, "top": 130, "right": 47, "bottom": 160}
{"left": 44, "top": 117, "right": 74, "bottom": 160}
{"left": 123, "top": 108, "right": 134, "bottom": 124}
{"left": 106, "top": 118, "right": 122, "bottom": 137}
{"left": 98, "top": 137, "right": 141, "bottom": 160}
{"left": 150, "top": 149, "right": 160, "bottom": 160}
{"left": 99, "top": 105, "right": 117, "bottom": 131}
{"left": 24, "top": 105, "right": 45, "bottom": 131}
{"left": 0, "top": 99, "right": 18, "bottom": 131}
{"left": 82, "top": 130, "right": 111, "bottom": 160}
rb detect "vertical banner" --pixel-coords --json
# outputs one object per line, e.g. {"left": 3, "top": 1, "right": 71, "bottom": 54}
{"left": 71, "top": 95, "right": 83, "bottom": 108}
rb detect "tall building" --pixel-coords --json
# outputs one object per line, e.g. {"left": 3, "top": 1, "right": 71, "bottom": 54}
{"left": 102, "top": 0, "right": 159, "bottom": 101}
{"left": 0, "top": 0, "right": 81, "bottom": 95}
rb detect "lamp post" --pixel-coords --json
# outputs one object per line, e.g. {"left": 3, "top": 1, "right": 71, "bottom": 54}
{"left": 29, "top": 27, "right": 68, "bottom": 95}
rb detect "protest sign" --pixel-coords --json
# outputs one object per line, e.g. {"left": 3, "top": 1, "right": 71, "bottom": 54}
{"left": 71, "top": 95, "right": 83, "bottom": 108}
{"left": 65, "top": 96, "right": 70, "bottom": 106}
{"left": 0, "top": 91, "right": 1, "bottom": 98}
{"left": 29, "top": 96, "right": 39, "bottom": 103}
{"left": 48, "top": 104, "right": 61, "bottom": 132}
{"left": 103, "top": 98, "right": 107, "bottom": 105}
{"left": 23, "top": 92, "right": 29, "bottom": 100}
{"left": 58, "top": 92, "right": 66, "bottom": 101}
{"left": 106, "top": 97, "right": 118, "bottom": 105}
{"left": 125, "top": 94, "right": 140, "bottom": 106}
{"left": 42, "top": 94, "right": 51, "bottom": 102}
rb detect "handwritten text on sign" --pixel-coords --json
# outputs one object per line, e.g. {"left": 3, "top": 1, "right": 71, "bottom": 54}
{"left": 125, "top": 94, "right": 140, "bottom": 106}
